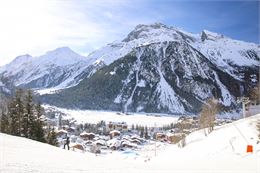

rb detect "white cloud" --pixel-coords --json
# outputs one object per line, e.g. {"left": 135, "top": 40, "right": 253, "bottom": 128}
{"left": 0, "top": 0, "right": 108, "bottom": 66}
{"left": 0, "top": 0, "right": 162, "bottom": 66}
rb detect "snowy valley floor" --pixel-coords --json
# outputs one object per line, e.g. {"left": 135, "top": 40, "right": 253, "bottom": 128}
{"left": 1, "top": 113, "right": 260, "bottom": 173}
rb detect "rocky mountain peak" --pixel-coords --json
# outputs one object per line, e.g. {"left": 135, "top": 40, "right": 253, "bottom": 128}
{"left": 122, "top": 23, "right": 181, "bottom": 42}
{"left": 44, "top": 46, "right": 78, "bottom": 59}
{"left": 201, "top": 30, "right": 225, "bottom": 41}
{"left": 12, "top": 54, "right": 33, "bottom": 64}
{"left": 134, "top": 23, "right": 169, "bottom": 30}
{"left": 39, "top": 47, "right": 87, "bottom": 66}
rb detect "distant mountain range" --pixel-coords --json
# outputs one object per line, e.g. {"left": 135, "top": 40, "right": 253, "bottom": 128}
{"left": 1, "top": 23, "right": 259, "bottom": 114}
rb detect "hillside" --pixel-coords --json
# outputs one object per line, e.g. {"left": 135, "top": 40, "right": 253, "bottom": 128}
{"left": 1, "top": 113, "right": 260, "bottom": 173}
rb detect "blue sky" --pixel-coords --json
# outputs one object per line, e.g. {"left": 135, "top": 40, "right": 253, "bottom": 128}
{"left": 0, "top": 0, "right": 259, "bottom": 66}
{"left": 147, "top": 1, "right": 259, "bottom": 43}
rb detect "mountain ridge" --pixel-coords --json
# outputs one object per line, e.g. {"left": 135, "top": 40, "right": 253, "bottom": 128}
{"left": 0, "top": 23, "right": 259, "bottom": 114}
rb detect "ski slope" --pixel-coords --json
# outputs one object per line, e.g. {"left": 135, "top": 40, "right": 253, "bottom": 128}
{"left": 1, "top": 113, "right": 260, "bottom": 173}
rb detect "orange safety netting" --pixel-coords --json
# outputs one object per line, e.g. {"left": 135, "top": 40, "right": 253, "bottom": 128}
{"left": 246, "top": 145, "right": 253, "bottom": 153}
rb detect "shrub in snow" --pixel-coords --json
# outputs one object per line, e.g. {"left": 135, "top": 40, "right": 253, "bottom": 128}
{"left": 178, "top": 137, "right": 186, "bottom": 148}
{"left": 249, "top": 85, "right": 260, "bottom": 105}
{"left": 199, "top": 98, "right": 219, "bottom": 136}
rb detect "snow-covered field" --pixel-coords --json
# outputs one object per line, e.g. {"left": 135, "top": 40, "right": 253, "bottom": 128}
{"left": 43, "top": 105, "right": 180, "bottom": 127}
{"left": 1, "top": 113, "right": 260, "bottom": 173}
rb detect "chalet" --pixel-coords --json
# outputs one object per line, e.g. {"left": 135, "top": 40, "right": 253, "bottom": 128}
{"left": 56, "top": 129, "right": 68, "bottom": 138}
{"left": 84, "top": 140, "right": 93, "bottom": 146}
{"left": 109, "top": 130, "right": 121, "bottom": 139}
{"left": 107, "top": 122, "right": 128, "bottom": 132}
{"left": 94, "top": 139, "right": 107, "bottom": 147}
{"left": 121, "top": 141, "right": 137, "bottom": 148}
{"left": 130, "top": 139, "right": 142, "bottom": 145}
{"left": 155, "top": 132, "right": 167, "bottom": 142}
{"left": 107, "top": 139, "right": 121, "bottom": 150}
{"left": 122, "top": 135, "right": 131, "bottom": 141}
{"left": 130, "top": 135, "right": 143, "bottom": 144}
{"left": 80, "top": 132, "right": 96, "bottom": 140}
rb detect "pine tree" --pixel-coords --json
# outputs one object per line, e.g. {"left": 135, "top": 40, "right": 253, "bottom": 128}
{"left": 135, "top": 124, "right": 139, "bottom": 131}
{"left": 3, "top": 88, "right": 48, "bottom": 143}
{"left": 0, "top": 91, "right": 9, "bottom": 133}
{"left": 131, "top": 124, "right": 135, "bottom": 131}
{"left": 9, "top": 98, "right": 20, "bottom": 136}
{"left": 47, "top": 127, "right": 58, "bottom": 146}
{"left": 140, "top": 126, "right": 144, "bottom": 138}
{"left": 23, "top": 90, "right": 35, "bottom": 139}
{"left": 144, "top": 126, "right": 149, "bottom": 139}
{"left": 8, "top": 89, "right": 24, "bottom": 136}
{"left": 58, "top": 114, "right": 62, "bottom": 129}
{"left": 34, "top": 102, "right": 46, "bottom": 142}
{"left": 0, "top": 110, "right": 9, "bottom": 133}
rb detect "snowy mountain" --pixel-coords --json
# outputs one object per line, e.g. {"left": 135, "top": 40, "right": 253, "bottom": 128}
{"left": 1, "top": 113, "right": 260, "bottom": 173}
{"left": 41, "top": 23, "right": 259, "bottom": 114}
{"left": 86, "top": 23, "right": 198, "bottom": 65}
{"left": 0, "top": 47, "right": 104, "bottom": 90}
{"left": 88, "top": 23, "right": 259, "bottom": 69}
{"left": 193, "top": 30, "right": 259, "bottom": 79}
{"left": 1, "top": 23, "right": 259, "bottom": 114}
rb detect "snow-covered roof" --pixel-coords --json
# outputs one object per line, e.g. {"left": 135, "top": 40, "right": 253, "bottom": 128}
{"left": 122, "top": 135, "right": 131, "bottom": 140}
{"left": 121, "top": 141, "right": 137, "bottom": 148}
{"left": 107, "top": 139, "right": 121, "bottom": 148}
{"left": 109, "top": 130, "right": 121, "bottom": 134}
{"left": 93, "top": 140, "right": 107, "bottom": 146}
{"left": 56, "top": 129, "right": 68, "bottom": 134}
{"left": 80, "top": 132, "right": 95, "bottom": 137}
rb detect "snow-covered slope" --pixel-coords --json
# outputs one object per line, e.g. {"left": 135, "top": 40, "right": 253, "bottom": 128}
{"left": 1, "top": 113, "right": 259, "bottom": 173}
{"left": 88, "top": 23, "right": 259, "bottom": 69}
{"left": 192, "top": 30, "right": 259, "bottom": 79}
{"left": 151, "top": 113, "right": 260, "bottom": 173}
{"left": 0, "top": 47, "right": 103, "bottom": 90}
{"left": 86, "top": 24, "right": 259, "bottom": 92}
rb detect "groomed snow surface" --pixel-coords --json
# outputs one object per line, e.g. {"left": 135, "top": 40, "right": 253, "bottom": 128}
{"left": 1, "top": 113, "right": 260, "bottom": 173}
